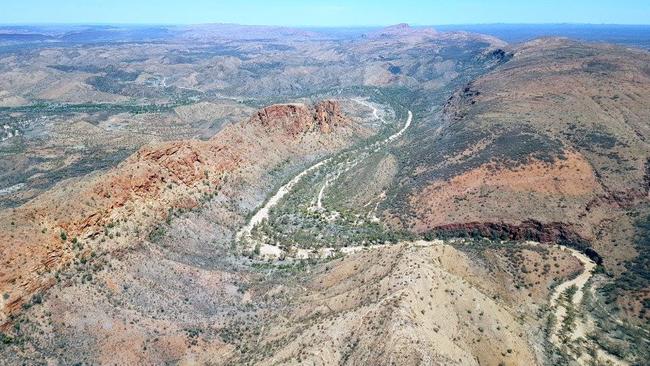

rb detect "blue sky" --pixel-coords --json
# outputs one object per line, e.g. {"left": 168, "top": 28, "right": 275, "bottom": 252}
{"left": 1, "top": 0, "right": 649, "bottom": 26}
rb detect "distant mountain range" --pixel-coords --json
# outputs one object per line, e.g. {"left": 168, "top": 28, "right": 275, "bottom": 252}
{"left": 0, "top": 23, "right": 649, "bottom": 48}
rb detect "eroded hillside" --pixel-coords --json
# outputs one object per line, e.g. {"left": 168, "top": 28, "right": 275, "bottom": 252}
{"left": 391, "top": 38, "right": 650, "bottom": 312}
{"left": 380, "top": 38, "right": 650, "bottom": 362}
{"left": 0, "top": 99, "right": 374, "bottom": 324}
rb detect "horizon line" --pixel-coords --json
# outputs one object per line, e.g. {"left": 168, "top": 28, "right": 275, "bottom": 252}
{"left": 1, "top": 22, "right": 650, "bottom": 28}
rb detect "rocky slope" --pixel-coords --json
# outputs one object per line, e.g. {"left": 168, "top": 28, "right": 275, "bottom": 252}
{"left": 0, "top": 100, "right": 256, "bottom": 208}
{"left": 382, "top": 38, "right": 650, "bottom": 340}
{"left": 0, "top": 100, "right": 366, "bottom": 327}
{"left": 233, "top": 242, "right": 582, "bottom": 366}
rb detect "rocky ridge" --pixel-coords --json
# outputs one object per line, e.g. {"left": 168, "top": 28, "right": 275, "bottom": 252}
{"left": 391, "top": 38, "right": 650, "bottom": 325}
{"left": 0, "top": 100, "right": 360, "bottom": 326}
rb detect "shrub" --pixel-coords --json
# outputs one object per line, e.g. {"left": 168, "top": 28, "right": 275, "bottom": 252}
{"left": 148, "top": 225, "right": 166, "bottom": 243}
{"left": 0, "top": 332, "right": 13, "bottom": 344}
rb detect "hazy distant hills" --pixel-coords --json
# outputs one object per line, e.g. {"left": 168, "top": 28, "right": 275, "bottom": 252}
{"left": 435, "top": 23, "right": 650, "bottom": 49}
{"left": 1, "top": 23, "right": 649, "bottom": 47}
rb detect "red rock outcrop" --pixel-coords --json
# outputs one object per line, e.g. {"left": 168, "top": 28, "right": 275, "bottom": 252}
{"left": 0, "top": 139, "right": 239, "bottom": 323}
{"left": 249, "top": 100, "right": 347, "bottom": 136}
{"left": 314, "top": 100, "right": 346, "bottom": 133}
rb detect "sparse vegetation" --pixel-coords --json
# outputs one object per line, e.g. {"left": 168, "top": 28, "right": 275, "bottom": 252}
{"left": 147, "top": 225, "right": 166, "bottom": 243}
{"left": 0, "top": 21, "right": 648, "bottom": 366}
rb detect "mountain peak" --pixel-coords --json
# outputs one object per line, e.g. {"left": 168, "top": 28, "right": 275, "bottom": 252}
{"left": 363, "top": 23, "right": 437, "bottom": 39}
{"left": 388, "top": 23, "right": 411, "bottom": 29}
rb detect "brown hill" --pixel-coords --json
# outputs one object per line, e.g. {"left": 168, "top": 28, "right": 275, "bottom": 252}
{"left": 0, "top": 100, "right": 363, "bottom": 326}
{"left": 389, "top": 38, "right": 650, "bottom": 322}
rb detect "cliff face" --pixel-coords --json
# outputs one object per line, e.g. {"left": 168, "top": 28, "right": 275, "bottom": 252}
{"left": 249, "top": 100, "right": 347, "bottom": 136}
{"left": 314, "top": 100, "right": 346, "bottom": 133}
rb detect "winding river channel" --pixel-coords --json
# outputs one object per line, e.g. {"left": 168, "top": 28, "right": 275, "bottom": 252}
{"left": 235, "top": 100, "right": 623, "bottom": 365}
